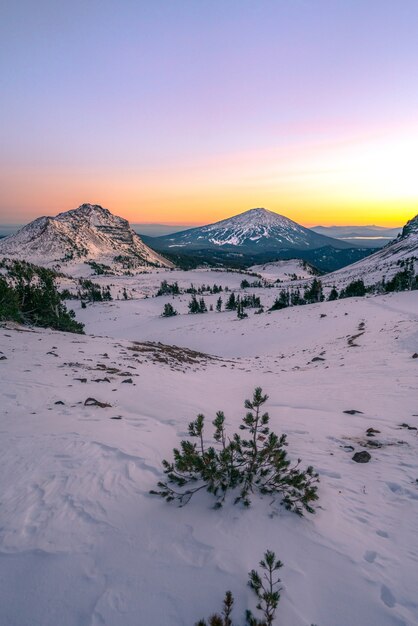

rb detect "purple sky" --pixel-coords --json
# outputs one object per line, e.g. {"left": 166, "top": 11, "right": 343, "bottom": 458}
{"left": 1, "top": 1, "right": 418, "bottom": 225}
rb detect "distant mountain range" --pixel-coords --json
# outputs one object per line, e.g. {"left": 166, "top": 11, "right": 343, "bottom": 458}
{"left": 0, "top": 204, "right": 172, "bottom": 269}
{"left": 311, "top": 225, "right": 401, "bottom": 248}
{"left": 1, "top": 205, "right": 413, "bottom": 277}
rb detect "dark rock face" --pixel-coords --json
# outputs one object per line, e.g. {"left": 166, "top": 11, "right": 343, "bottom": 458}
{"left": 352, "top": 451, "right": 371, "bottom": 463}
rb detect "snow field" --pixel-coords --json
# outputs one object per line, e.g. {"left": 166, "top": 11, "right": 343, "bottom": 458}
{"left": 0, "top": 288, "right": 417, "bottom": 625}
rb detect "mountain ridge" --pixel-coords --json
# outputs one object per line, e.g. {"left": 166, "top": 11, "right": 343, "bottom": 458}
{"left": 0, "top": 204, "right": 173, "bottom": 270}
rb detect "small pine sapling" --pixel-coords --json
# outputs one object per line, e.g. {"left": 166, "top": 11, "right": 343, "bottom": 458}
{"left": 162, "top": 302, "right": 177, "bottom": 317}
{"left": 151, "top": 388, "right": 319, "bottom": 514}
{"left": 196, "top": 591, "right": 234, "bottom": 626}
{"left": 195, "top": 551, "right": 283, "bottom": 626}
{"left": 246, "top": 551, "right": 282, "bottom": 626}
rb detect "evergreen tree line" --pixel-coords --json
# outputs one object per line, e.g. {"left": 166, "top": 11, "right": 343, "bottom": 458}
{"left": 157, "top": 280, "right": 225, "bottom": 297}
{"left": 77, "top": 279, "right": 112, "bottom": 303}
{"left": 161, "top": 260, "right": 416, "bottom": 318}
{"left": 0, "top": 260, "right": 84, "bottom": 333}
{"left": 269, "top": 259, "right": 417, "bottom": 312}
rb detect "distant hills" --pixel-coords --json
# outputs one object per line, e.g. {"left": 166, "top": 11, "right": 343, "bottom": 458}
{"left": 311, "top": 225, "right": 401, "bottom": 248}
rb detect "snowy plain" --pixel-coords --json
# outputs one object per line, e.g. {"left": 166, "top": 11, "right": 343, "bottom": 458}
{"left": 0, "top": 269, "right": 417, "bottom": 626}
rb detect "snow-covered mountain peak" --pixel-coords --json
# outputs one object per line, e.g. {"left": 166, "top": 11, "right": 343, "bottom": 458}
{"left": 212, "top": 207, "right": 299, "bottom": 230}
{"left": 55, "top": 203, "right": 124, "bottom": 227}
{"left": 0, "top": 203, "right": 172, "bottom": 270}
{"left": 152, "top": 207, "right": 352, "bottom": 251}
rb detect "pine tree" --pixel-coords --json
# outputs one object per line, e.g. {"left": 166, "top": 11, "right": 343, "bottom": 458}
{"left": 269, "top": 290, "right": 289, "bottom": 311}
{"left": 216, "top": 297, "right": 223, "bottom": 312}
{"left": 290, "top": 289, "right": 304, "bottom": 306}
{"left": 247, "top": 551, "right": 283, "bottom": 626}
{"left": 340, "top": 279, "right": 366, "bottom": 298}
{"left": 225, "top": 292, "right": 237, "bottom": 310}
{"left": 199, "top": 297, "right": 208, "bottom": 313}
{"left": 328, "top": 286, "right": 339, "bottom": 301}
{"left": 195, "top": 550, "right": 283, "bottom": 626}
{"left": 162, "top": 302, "right": 177, "bottom": 317}
{"left": 237, "top": 301, "right": 248, "bottom": 319}
{"left": 304, "top": 278, "right": 324, "bottom": 304}
{"left": 188, "top": 295, "right": 200, "bottom": 313}
{"left": 151, "top": 388, "right": 319, "bottom": 514}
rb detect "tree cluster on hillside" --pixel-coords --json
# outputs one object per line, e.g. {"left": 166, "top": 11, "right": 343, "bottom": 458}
{"left": 156, "top": 281, "right": 225, "bottom": 297}
{"left": 268, "top": 259, "right": 417, "bottom": 312}
{"left": 0, "top": 259, "right": 84, "bottom": 333}
{"left": 188, "top": 295, "right": 208, "bottom": 314}
{"left": 185, "top": 283, "right": 224, "bottom": 295}
{"left": 240, "top": 279, "right": 266, "bottom": 289}
{"left": 157, "top": 280, "right": 180, "bottom": 296}
{"left": 86, "top": 260, "right": 113, "bottom": 275}
{"left": 78, "top": 279, "right": 112, "bottom": 303}
{"left": 225, "top": 293, "right": 262, "bottom": 312}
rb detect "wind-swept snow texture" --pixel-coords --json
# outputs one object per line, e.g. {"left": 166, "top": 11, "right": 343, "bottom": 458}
{"left": 0, "top": 285, "right": 417, "bottom": 626}
{"left": 0, "top": 203, "right": 172, "bottom": 270}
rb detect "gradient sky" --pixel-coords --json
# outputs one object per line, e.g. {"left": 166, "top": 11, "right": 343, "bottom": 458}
{"left": 1, "top": 0, "right": 418, "bottom": 226}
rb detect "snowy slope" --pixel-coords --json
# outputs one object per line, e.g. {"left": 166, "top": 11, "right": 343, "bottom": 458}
{"left": 0, "top": 204, "right": 172, "bottom": 270}
{"left": 149, "top": 208, "right": 353, "bottom": 251}
{"left": 325, "top": 214, "right": 418, "bottom": 287}
{"left": 249, "top": 259, "right": 317, "bottom": 281}
{"left": 1, "top": 288, "right": 417, "bottom": 626}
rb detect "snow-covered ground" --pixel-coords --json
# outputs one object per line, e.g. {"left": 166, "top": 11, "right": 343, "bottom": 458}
{"left": 1, "top": 285, "right": 417, "bottom": 626}
{"left": 249, "top": 259, "right": 316, "bottom": 282}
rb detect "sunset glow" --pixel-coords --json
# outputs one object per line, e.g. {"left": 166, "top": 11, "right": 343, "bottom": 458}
{"left": 1, "top": 1, "right": 417, "bottom": 227}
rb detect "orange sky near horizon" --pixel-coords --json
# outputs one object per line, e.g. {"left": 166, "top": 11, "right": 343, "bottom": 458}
{"left": 2, "top": 2, "right": 418, "bottom": 229}
{"left": 1, "top": 126, "right": 416, "bottom": 228}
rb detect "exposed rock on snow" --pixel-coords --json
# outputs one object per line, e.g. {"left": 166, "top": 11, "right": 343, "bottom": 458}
{"left": 352, "top": 451, "right": 372, "bottom": 463}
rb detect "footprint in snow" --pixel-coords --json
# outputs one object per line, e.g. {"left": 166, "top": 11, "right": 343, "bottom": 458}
{"left": 380, "top": 584, "right": 396, "bottom": 608}
{"left": 363, "top": 550, "right": 377, "bottom": 563}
